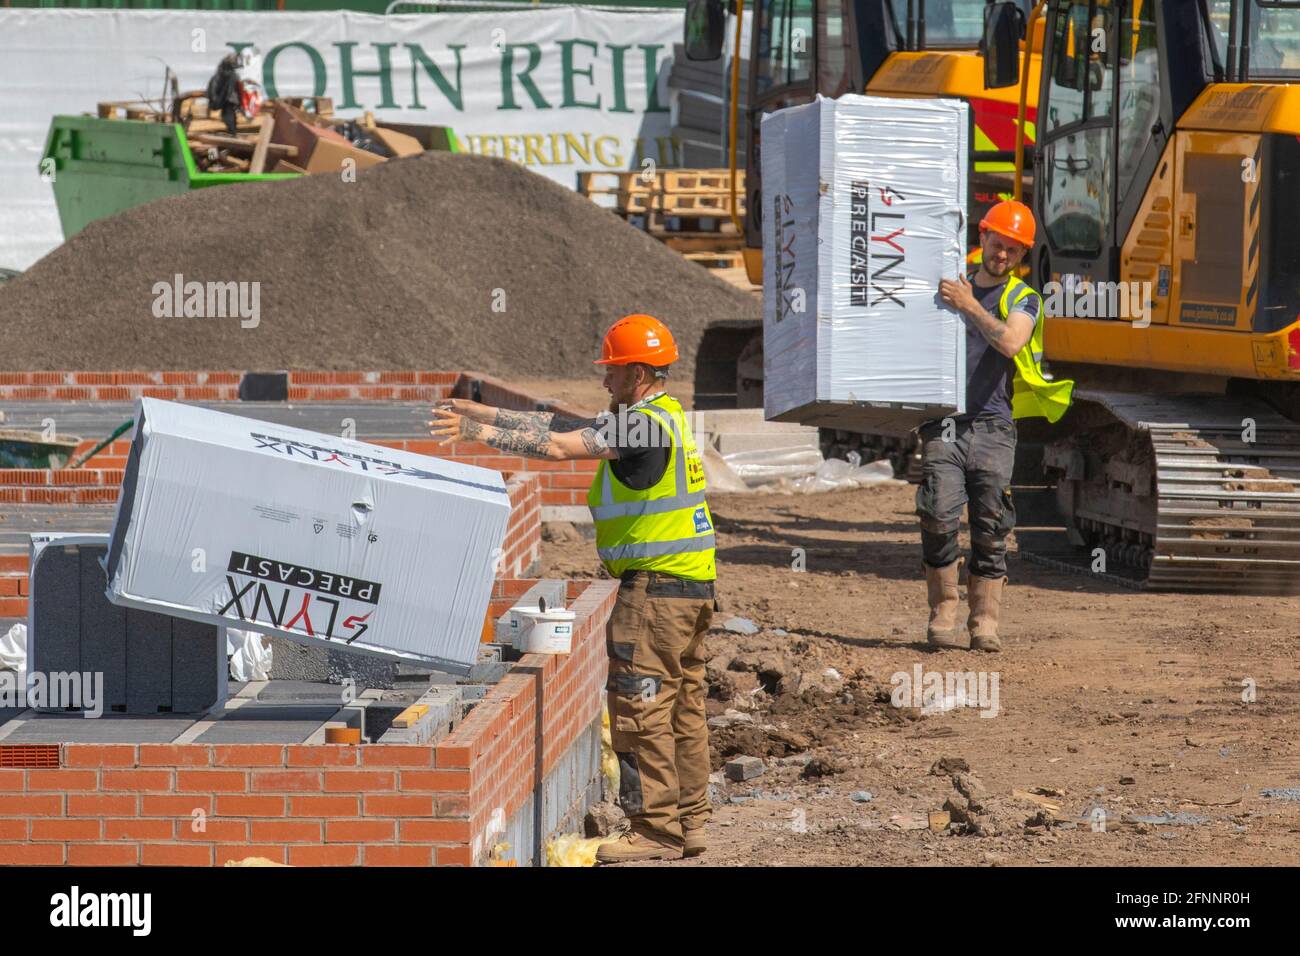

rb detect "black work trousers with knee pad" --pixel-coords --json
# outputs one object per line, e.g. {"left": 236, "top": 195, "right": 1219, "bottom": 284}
{"left": 914, "top": 417, "right": 1017, "bottom": 578}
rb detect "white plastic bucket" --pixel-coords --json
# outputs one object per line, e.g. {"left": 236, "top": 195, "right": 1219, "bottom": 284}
{"left": 513, "top": 607, "right": 576, "bottom": 655}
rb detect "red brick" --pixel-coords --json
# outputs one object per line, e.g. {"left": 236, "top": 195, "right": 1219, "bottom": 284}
{"left": 399, "top": 769, "right": 470, "bottom": 792}
{"left": 111, "top": 371, "right": 158, "bottom": 385}
{"left": 322, "top": 770, "right": 395, "bottom": 792}
{"left": 214, "top": 745, "right": 284, "bottom": 767}
{"left": 176, "top": 770, "right": 246, "bottom": 792}
{"left": 288, "top": 844, "right": 359, "bottom": 866}
{"left": 364, "top": 794, "right": 433, "bottom": 817}
{"left": 326, "top": 819, "right": 395, "bottom": 843}
{"left": 161, "top": 371, "right": 200, "bottom": 385}
{"left": 104, "top": 818, "right": 174, "bottom": 841}
{"left": 251, "top": 820, "right": 322, "bottom": 843}
{"left": 365, "top": 845, "right": 432, "bottom": 866}
{"left": 64, "top": 745, "right": 135, "bottom": 769}
{"left": 251, "top": 770, "right": 321, "bottom": 792}
{"left": 75, "top": 488, "right": 120, "bottom": 504}
{"left": 289, "top": 795, "right": 358, "bottom": 816}
{"left": 139, "top": 744, "right": 211, "bottom": 767}
{"left": 360, "top": 746, "right": 433, "bottom": 768}
{"left": 215, "top": 795, "right": 285, "bottom": 817}
{"left": 51, "top": 469, "right": 99, "bottom": 486}
{"left": 205, "top": 372, "right": 241, "bottom": 384}
{"left": 176, "top": 819, "right": 248, "bottom": 842}
{"left": 140, "top": 386, "right": 179, "bottom": 399}
{"left": 141, "top": 843, "right": 212, "bottom": 866}
{"left": 0, "top": 469, "right": 47, "bottom": 486}
{"left": 215, "top": 844, "right": 287, "bottom": 866}
{"left": 0, "top": 843, "right": 64, "bottom": 865}
{"left": 0, "top": 373, "right": 30, "bottom": 385}
{"left": 52, "top": 386, "right": 93, "bottom": 401}
{"left": 0, "top": 578, "right": 18, "bottom": 596}
{"left": 26, "top": 770, "right": 98, "bottom": 791}
{"left": 434, "top": 744, "right": 471, "bottom": 769}
{"left": 436, "top": 844, "right": 474, "bottom": 866}
{"left": 400, "top": 819, "right": 472, "bottom": 843}
{"left": 0, "top": 794, "right": 62, "bottom": 815}
{"left": 549, "top": 472, "right": 598, "bottom": 489}
{"left": 435, "top": 793, "right": 472, "bottom": 816}
{"left": 32, "top": 372, "right": 68, "bottom": 385}
{"left": 93, "top": 386, "right": 133, "bottom": 401}
{"left": 140, "top": 794, "right": 212, "bottom": 817}
{"left": 285, "top": 745, "right": 358, "bottom": 767}
{"left": 69, "top": 844, "right": 140, "bottom": 866}
{"left": 0, "top": 820, "right": 27, "bottom": 840}
{"left": 31, "top": 818, "right": 101, "bottom": 841}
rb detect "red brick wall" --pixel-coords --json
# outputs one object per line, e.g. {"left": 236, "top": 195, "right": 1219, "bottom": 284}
{"left": 0, "top": 579, "right": 617, "bottom": 867}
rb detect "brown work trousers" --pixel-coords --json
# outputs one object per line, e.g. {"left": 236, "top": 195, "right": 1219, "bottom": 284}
{"left": 605, "top": 571, "right": 714, "bottom": 849}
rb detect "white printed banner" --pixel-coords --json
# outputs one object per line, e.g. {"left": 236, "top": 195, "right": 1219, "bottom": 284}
{"left": 0, "top": 8, "right": 682, "bottom": 270}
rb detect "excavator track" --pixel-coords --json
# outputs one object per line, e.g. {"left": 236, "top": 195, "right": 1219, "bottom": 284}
{"left": 1046, "top": 391, "right": 1300, "bottom": 593}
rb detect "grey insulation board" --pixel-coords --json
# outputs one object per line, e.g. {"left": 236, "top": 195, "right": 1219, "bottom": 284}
{"left": 80, "top": 545, "right": 127, "bottom": 712}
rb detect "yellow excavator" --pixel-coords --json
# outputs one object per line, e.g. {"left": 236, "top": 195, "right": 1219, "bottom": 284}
{"left": 685, "top": 0, "right": 1045, "bottom": 470}
{"left": 998, "top": 0, "right": 1300, "bottom": 591}
{"left": 693, "top": 0, "right": 1300, "bottom": 591}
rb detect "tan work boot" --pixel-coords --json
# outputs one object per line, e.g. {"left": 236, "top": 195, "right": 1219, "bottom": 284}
{"left": 967, "top": 575, "right": 1006, "bottom": 652}
{"left": 596, "top": 831, "right": 682, "bottom": 864}
{"left": 925, "top": 561, "right": 968, "bottom": 649}
{"left": 682, "top": 826, "right": 706, "bottom": 858}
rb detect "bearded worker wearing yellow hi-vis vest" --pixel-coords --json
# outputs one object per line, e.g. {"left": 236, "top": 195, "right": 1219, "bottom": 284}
{"left": 428, "top": 314, "right": 715, "bottom": 864}
{"left": 926, "top": 201, "right": 1073, "bottom": 653}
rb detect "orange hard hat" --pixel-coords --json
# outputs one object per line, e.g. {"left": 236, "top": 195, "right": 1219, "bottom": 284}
{"left": 594, "top": 314, "right": 679, "bottom": 366}
{"left": 979, "top": 199, "right": 1036, "bottom": 247}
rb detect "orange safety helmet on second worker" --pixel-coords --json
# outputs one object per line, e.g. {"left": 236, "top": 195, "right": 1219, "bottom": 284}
{"left": 594, "top": 314, "right": 679, "bottom": 367}
{"left": 979, "top": 200, "right": 1036, "bottom": 248}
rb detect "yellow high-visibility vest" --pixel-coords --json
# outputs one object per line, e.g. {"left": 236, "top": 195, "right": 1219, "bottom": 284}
{"left": 1000, "top": 275, "right": 1075, "bottom": 423}
{"left": 587, "top": 393, "right": 716, "bottom": 581}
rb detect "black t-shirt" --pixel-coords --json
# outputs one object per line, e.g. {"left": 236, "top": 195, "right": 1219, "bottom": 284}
{"left": 606, "top": 409, "right": 670, "bottom": 491}
{"left": 961, "top": 275, "right": 1041, "bottom": 423}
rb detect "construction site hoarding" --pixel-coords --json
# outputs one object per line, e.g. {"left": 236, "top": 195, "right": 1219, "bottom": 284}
{"left": 104, "top": 398, "right": 510, "bottom": 673}
{"left": 761, "top": 94, "right": 969, "bottom": 437}
{"left": 1, "top": 7, "right": 680, "bottom": 271}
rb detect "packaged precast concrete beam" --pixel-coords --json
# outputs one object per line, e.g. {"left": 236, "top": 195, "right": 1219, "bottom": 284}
{"left": 762, "top": 94, "right": 969, "bottom": 437}
{"left": 105, "top": 399, "right": 510, "bottom": 674}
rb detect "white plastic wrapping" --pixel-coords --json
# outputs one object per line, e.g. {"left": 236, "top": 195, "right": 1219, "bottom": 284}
{"left": 105, "top": 399, "right": 511, "bottom": 673}
{"left": 762, "top": 94, "right": 969, "bottom": 436}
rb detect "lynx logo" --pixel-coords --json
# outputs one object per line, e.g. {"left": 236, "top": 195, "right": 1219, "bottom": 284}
{"left": 773, "top": 193, "right": 798, "bottom": 322}
{"left": 693, "top": 507, "right": 712, "bottom": 533}
{"left": 220, "top": 552, "right": 379, "bottom": 643}
{"left": 49, "top": 886, "right": 151, "bottom": 936}
{"left": 864, "top": 184, "right": 907, "bottom": 308}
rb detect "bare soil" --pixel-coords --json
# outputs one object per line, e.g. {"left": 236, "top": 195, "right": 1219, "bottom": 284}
{"left": 543, "top": 484, "right": 1300, "bottom": 866}
{"left": 0, "top": 152, "right": 758, "bottom": 376}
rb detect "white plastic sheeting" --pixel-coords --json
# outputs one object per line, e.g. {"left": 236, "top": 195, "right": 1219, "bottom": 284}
{"left": 761, "top": 94, "right": 970, "bottom": 436}
{"left": 0, "top": 622, "right": 27, "bottom": 675}
{"left": 105, "top": 398, "right": 511, "bottom": 672}
{"left": 226, "top": 628, "right": 272, "bottom": 682}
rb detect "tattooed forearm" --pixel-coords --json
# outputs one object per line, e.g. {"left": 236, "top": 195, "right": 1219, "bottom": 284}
{"left": 580, "top": 426, "right": 610, "bottom": 457}
{"left": 464, "top": 419, "right": 554, "bottom": 459}
{"left": 493, "top": 408, "right": 553, "bottom": 431}
{"left": 493, "top": 409, "right": 598, "bottom": 433}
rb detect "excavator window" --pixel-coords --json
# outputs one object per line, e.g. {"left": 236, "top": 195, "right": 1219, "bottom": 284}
{"left": 1039, "top": 0, "right": 1117, "bottom": 257}
{"left": 1207, "top": 0, "right": 1300, "bottom": 77}
{"left": 755, "top": 0, "right": 816, "bottom": 93}
{"left": 817, "top": 0, "right": 855, "bottom": 97}
{"left": 1116, "top": 0, "right": 1160, "bottom": 205}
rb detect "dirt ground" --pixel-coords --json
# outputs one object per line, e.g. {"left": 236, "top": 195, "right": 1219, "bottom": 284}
{"left": 541, "top": 483, "right": 1300, "bottom": 867}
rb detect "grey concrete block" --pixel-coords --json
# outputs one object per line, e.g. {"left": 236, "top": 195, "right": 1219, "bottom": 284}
{"left": 465, "top": 660, "right": 510, "bottom": 684}
{"left": 172, "top": 617, "right": 221, "bottom": 713}
{"left": 725, "top": 755, "right": 765, "bottom": 781}
{"left": 713, "top": 433, "right": 821, "bottom": 456}
{"left": 125, "top": 608, "right": 171, "bottom": 713}
{"left": 327, "top": 648, "right": 396, "bottom": 689}
{"left": 266, "top": 637, "right": 329, "bottom": 681}
{"left": 79, "top": 546, "right": 126, "bottom": 712}
{"left": 30, "top": 544, "right": 81, "bottom": 682}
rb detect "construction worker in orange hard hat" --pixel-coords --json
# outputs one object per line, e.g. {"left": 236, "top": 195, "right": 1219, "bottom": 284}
{"left": 923, "top": 201, "right": 1073, "bottom": 654}
{"left": 429, "top": 315, "right": 716, "bottom": 864}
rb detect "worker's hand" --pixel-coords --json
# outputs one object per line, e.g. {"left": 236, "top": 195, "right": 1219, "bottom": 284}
{"left": 939, "top": 276, "right": 979, "bottom": 316}
{"left": 431, "top": 398, "right": 494, "bottom": 424}
{"left": 428, "top": 407, "right": 474, "bottom": 444}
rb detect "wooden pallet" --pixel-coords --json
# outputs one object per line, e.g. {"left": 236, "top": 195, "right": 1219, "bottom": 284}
{"left": 682, "top": 249, "right": 744, "bottom": 269}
